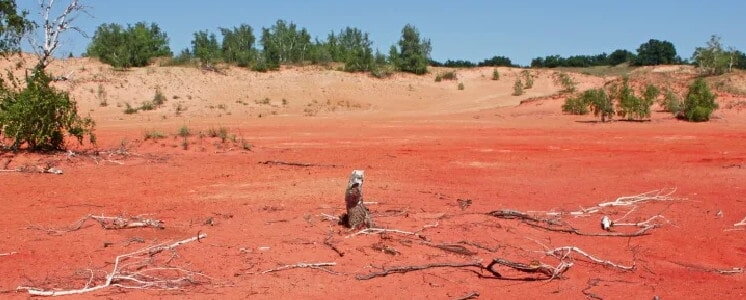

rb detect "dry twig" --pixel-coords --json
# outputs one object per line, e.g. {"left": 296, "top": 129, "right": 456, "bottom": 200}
{"left": 454, "top": 291, "right": 480, "bottom": 300}
{"left": 356, "top": 261, "right": 492, "bottom": 280}
{"left": 258, "top": 160, "right": 338, "bottom": 167}
{"left": 0, "top": 252, "right": 18, "bottom": 257}
{"left": 261, "top": 262, "right": 339, "bottom": 275}
{"left": 28, "top": 214, "right": 164, "bottom": 235}
{"left": 346, "top": 227, "right": 426, "bottom": 239}
{"left": 17, "top": 233, "right": 209, "bottom": 296}
{"left": 735, "top": 216, "right": 746, "bottom": 227}
{"left": 548, "top": 246, "right": 634, "bottom": 271}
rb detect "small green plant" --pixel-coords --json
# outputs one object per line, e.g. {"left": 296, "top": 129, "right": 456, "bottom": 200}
{"left": 239, "top": 138, "right": 253, "bottom": 150}
{"left": 457, "top": 82, "right": 465, "bottom": 90}
{"left": 492, "top": 69, "right": 500, "bottom": 80}
{"left": 144, "top": 130, "right": 166, "bottom": 140}
{"left": 140, "top": 101, "right": 155, "bottom": 111}
{"left": 555, "top": 72, "right": 576, "bottom": 93}
{"left": 683, "top": 78, "right": 718, "bottom": 122}
{"left": 153, "top": 88, "right": 167, "bottom": 106}
{"left": 615, "top": 78, "right": 652, "bottom": 120}
{"left": 207, "top": 127, "right": 230, "bottom": 142}
{"left": 521, "top": 70, "right": 534, "bottom": 89}
{"left": 513, "top": 79, "right": 524, "bottom": 96}
{"left": 642, "top": 84, "right": 660, "bottom": 103}
{"left": 178, "top": 125, "right": 190, "bottom": 137}
{"left": 181, "top": 136, "right": 189, "bottom": 150}
{"left": 174, "top": 102, "right": 186, "bottom": 116}
{"left": 97, "top": 84, "right": 107, "bottom": 107}
{"left": 435, "top": 71, "right": 457, "bottom": 82}
{"left": 661, "top": 89, "right": 683, "bottom": 115}
{"left": 585, "top": 89, "right": 614, "bottom": 122}
{"left": 124, "top": 103, "right": 138, "bottom": 114}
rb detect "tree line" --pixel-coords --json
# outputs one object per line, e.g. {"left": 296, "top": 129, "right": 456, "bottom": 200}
{"left": 85, "top": 20, "right": 746, "bottom": 76}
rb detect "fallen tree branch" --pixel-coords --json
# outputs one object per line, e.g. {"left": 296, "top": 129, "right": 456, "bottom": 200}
{"left": 346, "top": 227, "right": 426, "bottom": 239}
{"left": 735, "top": 216, "right": 746, "bottom": 227}
{"left": 669, "top": 261, "right": 744, "bottom": 275}
{"left": 0, "top": 252, "right": 18, "bottom": 257}
{"left": 487, "top": 258, "right": 572, "bottom": 280}
{"left": 548, "top": 246, "right": 634, "bottom": 271}
{"left": 534, "top": 188, "right": 678, "bottom": 217}
{"left": 258, "top": 160, "right": 338, "bottom": 168}
{"left": 454, "top": 291, "right": 480, "bottom": 300}
{"left": 27, "top": 214, "right": 164, "bottom": 235}
{"left": 261, "top": 262, "right": 339, "bottom": 275}
{"left": 525, "top": 221, "right": 658, "bottom": 237}
{"left": 18, "top": 233, "right": 209, "bottom": 296}
{"left": 356, "top": 261, "right": 491, "bottom": 280}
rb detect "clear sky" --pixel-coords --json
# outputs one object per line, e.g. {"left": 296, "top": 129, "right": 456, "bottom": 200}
{"left": 17, "top": 0, "right": 746, "bottom": 66}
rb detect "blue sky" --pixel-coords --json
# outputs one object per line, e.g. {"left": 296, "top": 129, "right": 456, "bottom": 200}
{"left": 18, "top": 0, "right": 746, "bottom": 66}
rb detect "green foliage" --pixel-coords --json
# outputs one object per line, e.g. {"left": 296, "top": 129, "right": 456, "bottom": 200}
{"left": 634, "top": 39, "right": 680, "bottom": 66}
{"left": 531, "top": 53, "right": 609, "bottom": 68}
{"left": 260, "top": 20, "right": 312, "bottom": 69}
{"left": 492, "top": 69, "right": 500, "bottom": 80}
{"left": 162, "top": 48, "right": 195, "bottom": 66}
{"left": 683, "top": 78, "right": 718, "bottom": 122}
{"left": 139, "top": 101, "right": 155, "bottom": 111}
{"left": 0, "top": 70, "right": 95, "bottom": 150}
{"left": 391, "top": 24, "right": 431, "bottom": 75}
{"left": 87, "top": 22, "right": 171, "bottom": 68}
{"left": 662, "top": 89, "right": 683, "bottom": 115}
{"left": 615, "top": 78, "right": 652, "bottom": 120}
{"left": 321, "top": 27, "right": 375, "bottom": 72}
{"left": 512, "top": 79, "right": 524, "bottom": 96}
{"left": 554, "top": 72, "right": 576, "bottom": 93}
{"left": 642, "top": 84, "right": 660, "bottom": 103}
{"left": 435, "top": 71, "right": 457, "bottom": 82}
{"left": 191, "top": 30, "right": 221, "bottom": 66}
{"left": 607, "top": 49, "right": 636, "bottom": 65}
{"left": 562, "top": 96, "right": 589, "bottom": 115}
{"left": 220, "top": 24, "right": 256, "bottom": 67}
{"left": 370, "top": 65, "right": 394, "bottom": 79}
{"left": 143, "top": 130, "right": 166, "bottom": 140}
{"left": 458, "top": 82, "right": 465, "bottom": 90}
{"left": 692, "top": 35, "right": 737, "bottom": 75}
{"left": 521, "top": 70, "right": 534, "bottom": 89}
{"left": 0, "top": 0, "right": 33, "bottom": 54}
{"left": 123, "top": 103, "right": 138, "bottom": 114}
{"left": 152, "top": 88, "right": 167, "bottom": 106}
{"left": 584, "top": 89, "right": 614, "bottom": 122}
{"left": 178, "top": 125, "right": 190, "bottom": 137}
{"left": 478, "top": 56, "right": 514, "bottom": 67}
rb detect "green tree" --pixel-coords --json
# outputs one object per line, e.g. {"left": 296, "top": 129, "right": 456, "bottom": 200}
{"left": 683, "top": 78, "right": 717, "bottom": 122}
{"left": 479, "top": 56, "right": 514, "bottom": 67}
{"left": 585, "top": 89, "right": 614, "bottom": 122}
{"left": 87, "top": 22, "right": 171, "bottom": 68}
{"left": 260, "top": 20, "right": 312, "bottom": 69}
{"left": 692, "top": 35, "right": 738, "bottom": 75}
{"left": 608, "top": 49, "right": 636, "bottom": 65}
{"left": 392, "top": 24, "right": 431, "bottom": 74}
{"left": 634, "top": 39, "right": 679, "bottom": 66}
{"left": 192, "top": 30, "right": 221, "bottom": 66}
{"left": 0, "top": 0, "right": 33, "bottom": 54}
{"left": 220, "top": 24, "right": 256, "bottom": 67}
{"left": 615, "top": 78, "right": 652, "bottom": 120}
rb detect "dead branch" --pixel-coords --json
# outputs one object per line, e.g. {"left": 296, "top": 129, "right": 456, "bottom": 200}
{"left": 735, "top": 216, "right": 746, "bottom": 227}
{"left": 544, "top": 188, "right": 677, "bottom": 217}
{"left": 28, "top": 214, "right": 164, "bottom": 235}
{"left": 524, "top": 221, "right": 657, "bottom": 237}
{"left": 324, "top": 231, "right": 344, "bottom": 257}
{"left": 454, "top": 291, "right": 480, "bottom": 300}
{"left": 261, "top": 262, "right": 339, "bottom": 275}
{"left": 458, "top": 241, "right": 500, "bottom": 253}
{"left": 669, "top": 261, "right": 744, "bottom": 275}
{"left": 356, "top": 261, "right": 492, "bottom": 280}
{"left": 258, "top": 160, "right": 338, "bottom": 167}
{"left": 346, "top": 227, "right": 426, "bottom": 239}
{"left": 0, "top": 252, "right": 18, "bottom": 257}
{"left": 18, "top": 233, "right": 209, "bottom": 296}
{"left": 487, "top": 258, "right": 572, "bottom": 280}
{"left": 548, "top": 246, "right": 634, "bottom": 271}
{"left": 33, "top": 0, "right": 88, "bottom": 69}
{"left": 424, "top": 243, "right": 476, "bottom": 256}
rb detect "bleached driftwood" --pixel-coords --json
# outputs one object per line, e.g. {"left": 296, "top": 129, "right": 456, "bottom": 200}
{"left": 17, "top": 233, "right": 208, "bottom": 296}
{"left": 548, "top": 246, "right": 634, "bottom": 271}
{"left": 261, "top": 262, "right": 339, "bottom": 275}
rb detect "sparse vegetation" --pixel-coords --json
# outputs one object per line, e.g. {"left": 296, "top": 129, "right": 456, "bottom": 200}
{"left": 153, "top": 88, "right": 167, "bottom": 106}
{"left": 614, "top": 78, "right": 652, "bottom": 121}
{"left": 682, "top": 78, "right": 718, "bottom": 122}
{"left": 435, "top": 71, "right": 457, "bottom": 82}
{"left": 178, "top": 125, "right": 190, "bottom": 137}
{"left": 458, "top": 82, "right": 465, "bottom": 90}
{"left": 492, "top": 69, "right": 500, "bottom": 80}
{"left": 554, "top": 72, "right": 576, "bottom": 93}
{"left": 513, "top": 79, "right": 524, "bottom": 96}
{"left": 662, "top": 89, "right": 683, "bottom": 115}
{"left": 97, "top": 84, "right": 107, "bottom": 107}
{"left": 123, "top": 103, "right": 138, "bottom": 114}
{"left": 521, "top": 70, "right": 534, "bottom": 89}
{"left": 140, "top": 101, "right": 155, "bottom": 111}
{"left": 389, "top": 24, "right": 431, "bottom": 75}
{"left": 144, "top": 130, "right": 166, "bottom": 140}
{"left": 561, "top": 96, "right": 589, "bottom": 115}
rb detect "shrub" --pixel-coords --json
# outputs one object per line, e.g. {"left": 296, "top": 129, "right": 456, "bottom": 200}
{"left": 615, "top": 78, "right": 652, "bottom": 120}
{"left": 492, "top": 69, "right": 500, "bottom": 80}
{"left": 152, "top": 88, "right": 167, "bottom": 106}
{"left": 662, "top": 89, "right": 683, "bottom": 115}
{"left": 140, "top": 101, "right": 155, "bottom": 111}
{"left": 87, "top": 22, "right": 171, "bottom": 68}
{"left": 562, "top": 96, "right": 589, "bottom": 115}
{"left": 555, "top": 72, "right": 576, "bottom": 93}
{"left": 584, "top": 89, "right": 614, "bottom": 122}
{"left": 683, "top": 78, "right": 718, "bottom": 122}
{"left": 192, "top": 30, "right": 221, "bottom": 66}
{"left": 521, "top": 70, "right": 534, "bottom": 89}
{"left": 513, "top": 79, "right": 524, "bottom": 96}
{"left": 435, "top": 71, "right": 456, "bottom": 82}
{"left": 123, "top": 103, "right": 138, "bottom": 114}
{"left": 642, "top": 84, "right": 660, "bottom": 103}
{"left": 178, "top": 125, "right": 190, "bottom": 137}
{"left": 370, "top": 65, "right": 394, "bottom": 79}
{"left": 458, "top": 82, "right": 465, "bottom": 90}
{"left": 0, "top": 70, "right": 95, "bottom": 150}
{"left": 144, "top": 130, "right": 166, "bottom": 140}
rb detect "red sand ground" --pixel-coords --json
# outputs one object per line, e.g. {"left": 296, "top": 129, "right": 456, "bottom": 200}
{"left": 1, "top": 58, "right": 745, "bottom": 299}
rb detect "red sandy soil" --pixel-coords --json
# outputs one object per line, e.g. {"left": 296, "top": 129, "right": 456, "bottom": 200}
{"left": 1, "top": 57, "right": 745, "bottom": 299}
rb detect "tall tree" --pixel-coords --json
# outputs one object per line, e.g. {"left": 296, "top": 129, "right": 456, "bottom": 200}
{"left": 634, "top": 39, "right": 679, "bottom": 66}
{"left": 260, "top": 20, "right": 311, "bottom": 69}
{"left": 191, "top": 30, "right": 220, "bottom": 66}
{"left": 392, "top": 24, "right": 431, "bottom": 74}
{"left": 220, "top": 24, "right": 255, "bottom": 67}
{"left": 0, "top": 0, "right": 33, "bottom": 54}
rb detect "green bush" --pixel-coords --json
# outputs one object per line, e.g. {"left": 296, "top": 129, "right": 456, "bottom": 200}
{"left": 521, "top": 70, "right": 534, "bottom": 89}
{"left": 683, "top": 78, "right": 718, "bottom": 122}
{"left": 584, "top": 89, "right": 614, "bottom": 122}
{"left": 0, "top": 70, "right": 95, "bottom": 150}
{"left": 152, "top": 89, "right": 166, "bottom": 106}
{"left": 662, "top": 89, "right": 683, "bottom": 115}
{"left": 562, "top": 96, "right": 589, "bottom": 115}
{"left": 616, "top": 78, "right": 652, "bottom": 120}
{"left": 513, "top": 79, "right": 524, "bottom": 96}
{"left": 435, "top": 71, "right": 457, "bottom": 81}
{"left": 555, "top": 72, "right": 576, "bottom": 93}
{"left": 492, "top": 69, "right": 500, "bottom": 80}
{"left": 123, "top": 103, "right": 138, "bottom": 114}
{"left": 370, "top": 65, "right": 394, "bottom": 79}
{"left": 87, "top": 22, "right": 171, "bottom": 68}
